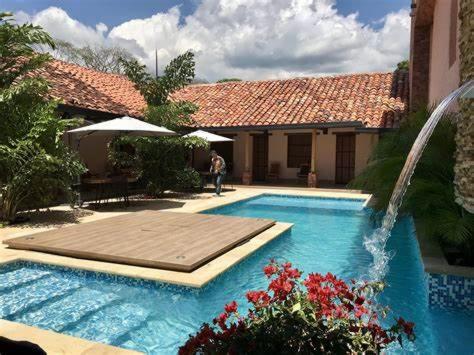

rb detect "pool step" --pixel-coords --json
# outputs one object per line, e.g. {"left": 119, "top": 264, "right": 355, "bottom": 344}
{"left": 69, "top": 302, "right": 149, "bottom": 344}
{"left": 0, "top": 268, "right": 52, "bottom": 292}
{"left": 0, "top": 275, "right": 81, "bottom": 318}
{"left": 15, "top": 288, "right": 120, "bottom": 332}
{"left": 119, "top": 318, "right": 183, "bottom": 354}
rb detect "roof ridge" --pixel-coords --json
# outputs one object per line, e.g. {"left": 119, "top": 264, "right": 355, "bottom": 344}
{"left": 186, "top": 72, "right": 396, "bottom": 88}
{"left": 49, "top": 58, "right": 130, "bottom": 81}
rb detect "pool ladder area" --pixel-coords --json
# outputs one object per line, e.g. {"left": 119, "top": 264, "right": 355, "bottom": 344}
{"left": 0, "top": 267, "right": 152, "bottom": 349}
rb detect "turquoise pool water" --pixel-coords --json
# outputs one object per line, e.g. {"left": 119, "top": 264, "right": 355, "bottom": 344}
{"left": 0, "top": 194, "right": 472, "bottom": 354}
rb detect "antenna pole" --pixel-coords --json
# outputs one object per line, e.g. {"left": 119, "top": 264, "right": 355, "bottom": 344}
{"left": 155, "top": 48, "right": 158, "bottom": 78}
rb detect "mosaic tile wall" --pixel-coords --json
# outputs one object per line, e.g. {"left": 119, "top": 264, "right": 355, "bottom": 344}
{"left": 428, "top": 273, "right": 474, "bottom": 310}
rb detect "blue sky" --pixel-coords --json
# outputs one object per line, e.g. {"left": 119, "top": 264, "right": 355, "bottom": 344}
{"left": 4, "top": 0, "right": 412, "bottom": 81}
{"left": 3, "top": 0, "right": 410, "bottom": 29}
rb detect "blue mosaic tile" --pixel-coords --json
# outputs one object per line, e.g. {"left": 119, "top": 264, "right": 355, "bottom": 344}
{"left": 0, "top": 260, "right": 199, "bottom": 294}
{"left": 257, "top": 193, "right": 367, "bottom": 202}
{"left": 427, "top": 272, "right": 474, "bottom": 310}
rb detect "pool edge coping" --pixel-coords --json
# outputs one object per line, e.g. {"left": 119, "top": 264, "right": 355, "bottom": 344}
{"left": 414, "top": 220, "right": 474, "bottom": 279}
{"left": 0, "top": 222, "right": 293, "bottom": 288}
{"left": 0, "top": 319, "right": 142, "bottom": 355}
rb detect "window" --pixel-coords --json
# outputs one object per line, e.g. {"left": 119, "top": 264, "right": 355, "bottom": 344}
{"left": 449, "top": 0, "right": 458, "bottom": 67}
{"left": 287, "top": 134, "right": 311, "bottom": 168}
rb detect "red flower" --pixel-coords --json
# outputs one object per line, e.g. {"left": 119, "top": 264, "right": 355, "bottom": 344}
{"left": 355, "top": 296, "right": 365, "bottom": 306}
{"left": 263, "top": 264, "right": 279, "bottom": 277}
{"left": 397, "top": 317, "right": 415, "bottom": 336}
{"left": 214, "top": 312, "right": 228, "bottom": 330}
{"left": 268, "top": 273, "right": 294, "bottom": 300}
{"left": 354, "top": 306, "right": 368, "bottom": 318}
{"left": 180, "top": 260, "right": 416, "bottom": 354}
{"left": 224, "top": 301, "right": 238, "bottom": 314}
{"left": 285, "top": 267, "right": 302, "bottom": 279}
{"left": 246, "top": 290, "right": 271, "bottom": 307}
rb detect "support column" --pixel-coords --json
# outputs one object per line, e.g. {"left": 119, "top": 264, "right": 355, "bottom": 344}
{"left": 242, "top": 132, "right": 252, "bottom": 185}
{"left": 308, "top": 128, "right": 318, "bottom": 187}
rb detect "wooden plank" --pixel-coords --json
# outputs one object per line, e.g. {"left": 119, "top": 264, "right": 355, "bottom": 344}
{"left": 3, "top": 211, "right": 275, "bottom": 272}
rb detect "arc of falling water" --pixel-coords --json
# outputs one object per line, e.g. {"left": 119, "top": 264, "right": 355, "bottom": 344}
{"left": 365, "top": 80, "right": 474, "bottom": 282}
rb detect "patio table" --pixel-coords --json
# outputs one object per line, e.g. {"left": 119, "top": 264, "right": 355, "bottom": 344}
{"left": 81, "top": 176, "right": 134, "bottom": 207}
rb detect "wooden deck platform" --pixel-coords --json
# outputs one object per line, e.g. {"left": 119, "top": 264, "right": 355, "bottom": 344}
{"left": 3, "top": 211, "right": 275, "bottom": 272}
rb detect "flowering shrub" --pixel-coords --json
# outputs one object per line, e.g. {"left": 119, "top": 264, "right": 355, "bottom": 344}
{"left": 180, "top": 261, "right": 415, "bottom": 354}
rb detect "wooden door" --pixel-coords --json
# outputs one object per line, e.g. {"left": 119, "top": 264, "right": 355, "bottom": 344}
{"left": 252, "top": 134, "right": 268, "bottom": 181}
{"left": 335, "top": 133, "right": 355, "bottom": 184}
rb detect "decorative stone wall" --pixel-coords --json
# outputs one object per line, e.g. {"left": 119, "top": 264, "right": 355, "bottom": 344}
{"left": 428, "top": 273, "right": 474, "bottom": 310}
{"left": 454, "top": 0, "right": 474, "bottom": 213}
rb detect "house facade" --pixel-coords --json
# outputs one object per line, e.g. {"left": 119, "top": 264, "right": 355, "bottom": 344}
{"left": 173, "top": 73, "right": 408, "bottom": 186}
{"left": 39, "top": 59, "right": 408, "bottom": 187}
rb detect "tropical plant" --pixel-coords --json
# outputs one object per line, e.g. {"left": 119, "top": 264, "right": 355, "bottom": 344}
{"left": 0, "top": 12, "right": 85, "bottom": 221}
{"left": 113, "top": 51, "right": 207, "bottom": 196}
{"left": 109, "top": 136, "right": 205, "bottom": 195}
{"left": 180, "top": 260, "right": 415, "bottom": 354}
{"left": 120, "top": 51, "right": 195, "bottom": 107}
{"left": 350, "top": 108, "right": 474, "bottom": 264}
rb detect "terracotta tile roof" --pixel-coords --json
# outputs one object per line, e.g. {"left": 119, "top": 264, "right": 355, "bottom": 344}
{"left": 37, "top": 59, "right": 408, "bottom": 129}
{"left": 173, "top": 71, "right": 409, "bottom": 129}
{"left": 35, "top": 59, "right": 146, "bottom": 117}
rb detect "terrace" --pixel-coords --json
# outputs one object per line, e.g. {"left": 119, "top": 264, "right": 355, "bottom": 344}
{"left": 0, "top": 186, "right": 365, "bottom": 287}
{"left": 1, "top": 2, "right": 473, "bottom": 354}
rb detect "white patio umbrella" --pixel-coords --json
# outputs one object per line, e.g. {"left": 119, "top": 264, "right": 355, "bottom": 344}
{"left": 67, "top": 116, "right": 176, "bottom": 138}
{"left": 183, "top": 130, "right": 233, "bottom": 142}
{"left": 67, "top": 116, "right": 176, "bottom": 205}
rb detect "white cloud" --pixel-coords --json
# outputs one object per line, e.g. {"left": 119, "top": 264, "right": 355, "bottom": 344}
{"left": 15, "top": 0, "right": 410, "bottom": 81}
{"left": 20, "top": 7, "right": 106, "bottom": 46}
{"left": 95, "top": 22, "right": 108, "bottom": 34}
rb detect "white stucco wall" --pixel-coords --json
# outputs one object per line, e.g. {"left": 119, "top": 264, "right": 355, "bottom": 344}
{"left": 71, "top": 126, "right": 379, "bottom": 183}
{"left": 355, "top": 133, "right": 378, "bottom": 177}
{"left": 204, "top": 128, "right": 378, "bottom": 183}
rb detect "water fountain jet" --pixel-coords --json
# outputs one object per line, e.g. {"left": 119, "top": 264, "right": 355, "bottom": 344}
{"left": 365, "top": 80, "right": 474, "bottom": 281}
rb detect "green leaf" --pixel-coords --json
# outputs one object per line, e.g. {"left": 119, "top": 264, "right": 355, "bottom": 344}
{"left": 291, "top": 302, "right": 301, "bottom": 313}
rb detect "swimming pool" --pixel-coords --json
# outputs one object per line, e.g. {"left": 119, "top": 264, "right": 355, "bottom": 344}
{"left": 0, "top": 194, "right": 472, "bottom": 354}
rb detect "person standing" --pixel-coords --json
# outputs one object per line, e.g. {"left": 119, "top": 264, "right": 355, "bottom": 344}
{"left": 210, "top": 150, "right": 226, "bottom": 196}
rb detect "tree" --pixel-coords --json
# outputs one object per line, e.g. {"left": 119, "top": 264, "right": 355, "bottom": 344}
{"left": 0, "top": 13, "right": 85, "bottom": 222}
{"left": 51, "top": 40, "right": 134, "bottom": 74}
{"left": 114, "top": 51, "right": 207, "bottom": 196}
{"left": 216, "top": 78, "right": 242, "bottom": 83}
{"left": 396, "top": 60, "right": 409, "bottom": 71}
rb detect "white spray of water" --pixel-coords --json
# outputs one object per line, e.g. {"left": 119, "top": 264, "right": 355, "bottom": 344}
{"left": 364, "top": 80, "right": 474, "bottom": 282}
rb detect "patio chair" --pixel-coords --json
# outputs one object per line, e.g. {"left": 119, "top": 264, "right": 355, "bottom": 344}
{"left": 267, "top": 162, "right": 280, "bottom": 181}
{"left": 297, "top": 164, "right": 310, "bottom": 184}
